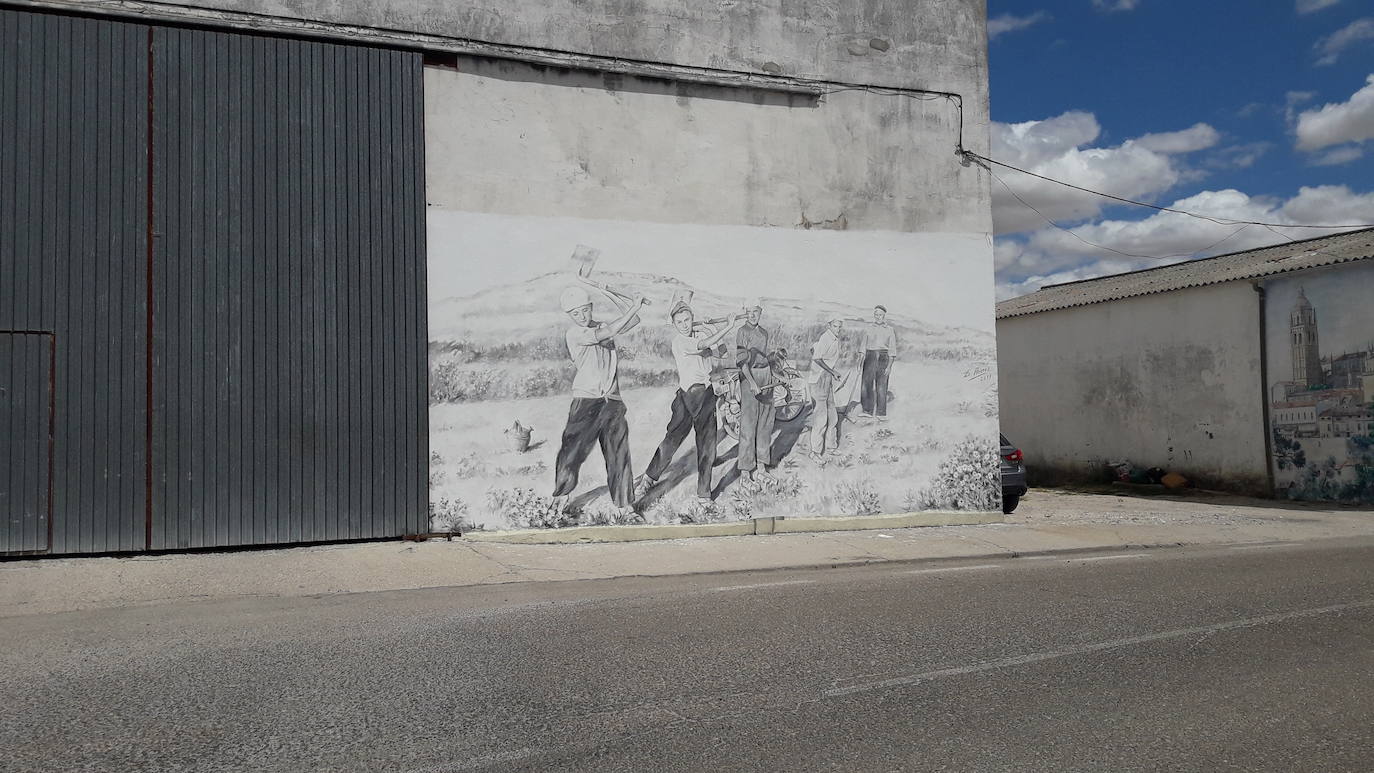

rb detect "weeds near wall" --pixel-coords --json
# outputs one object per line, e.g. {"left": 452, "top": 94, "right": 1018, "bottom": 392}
{"left": 833, "top": 479, "right": 883, "bottom": 515}
{"left": 485, "top": 487, "right": 571, "bottom": 529}
{"left": 428, "top": 497, "right": 482, "bottom": 533}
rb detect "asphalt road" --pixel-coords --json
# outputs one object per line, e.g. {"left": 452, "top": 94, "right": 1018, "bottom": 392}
{"left": 4, "top": 539, "right": 1374, "bottom": 772}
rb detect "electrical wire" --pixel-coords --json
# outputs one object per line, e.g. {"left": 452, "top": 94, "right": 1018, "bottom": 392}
{"left": 967, "top": 150, "right": 1374, "bottom": 230}
{"left": 988, "top": 169, "right": 1259, "bottom": 263}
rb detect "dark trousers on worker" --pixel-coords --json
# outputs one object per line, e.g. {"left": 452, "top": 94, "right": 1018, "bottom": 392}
{"left": 645, "top": 384, "right": 718, "bottom": 499}
{"left": 737, "top": 386, "right": 775, "bottom": 472}
{"left": 553, "top": 397, "right": 633, "bottom": 508}
{"left": 861, "top": 350, "right": 891, "bottom": 416}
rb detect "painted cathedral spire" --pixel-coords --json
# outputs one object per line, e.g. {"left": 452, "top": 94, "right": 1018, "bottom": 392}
{"left": 1290, "top": 287, "right": 1323, "bottom": 387}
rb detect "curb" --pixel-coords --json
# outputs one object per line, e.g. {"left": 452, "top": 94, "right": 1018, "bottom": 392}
{"left": 459, "top": 511, "right": 1004, "bottom": 544}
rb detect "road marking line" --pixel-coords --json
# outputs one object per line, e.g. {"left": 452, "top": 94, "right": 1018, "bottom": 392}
{"left": 903, "top": 564, "right": 1002, "bottom": 574}
{"left": 713, "top": 580, "right": 816, "bottom": 592}
{"left": 1070, "top": 553, "right": 1148, "bottom": 562}
{"left": 822, "top": 598, "right": 1374, "bottom": 698}
{"left": 1230, "top": 542, "right": 1299, "bottom": 551}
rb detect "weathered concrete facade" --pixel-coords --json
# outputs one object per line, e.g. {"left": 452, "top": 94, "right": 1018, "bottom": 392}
{"left": 998, "top": 283, "right": 1269, "bottom": 493}
{"left": 997, "top": 230, "right": 1374, "bottom": 501}
{"left": 425, "top": 59, "right": 982, "bottom": 233}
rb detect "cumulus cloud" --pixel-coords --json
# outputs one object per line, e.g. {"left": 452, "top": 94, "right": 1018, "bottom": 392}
{"left": 1312, "top": 145, "right": 1365, "bottom": 165}
{"left": 1297, "top": 0, "right": 1340, "bottom": 13}
{"left": 988, "top": 12, "right": 1050, "bottom": 40}
{"left": 1207, "top": 142, "right": 1273, "bottom": 170}
{"left": 1135, "top": 123, "right": 1221, "bottom": 154}
{"left": 995, "top": 185, "right": 1374, "bottom": 299}
{"left": 1295, "top": 74, "right": 1374, "bottom": 151}
{"left": 1315, "top": 18, "right": 1374, "bottom": 65}
{"left": 1092, "top": 0, "right": 1139, "bottom": 11}
{"left": 990, "top": 112, "right": 1217, "bottom": 234}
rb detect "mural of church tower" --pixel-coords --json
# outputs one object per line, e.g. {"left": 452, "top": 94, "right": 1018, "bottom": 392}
{"left": 1290, "top": 287, "right": 1323, "bottom": 387}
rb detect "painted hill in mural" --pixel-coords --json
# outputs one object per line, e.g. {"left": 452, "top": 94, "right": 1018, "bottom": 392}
{"left": 428, "top": 271, "right": 994, "bottom": 404}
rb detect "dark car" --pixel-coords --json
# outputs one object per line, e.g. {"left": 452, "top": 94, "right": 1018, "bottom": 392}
{"left": 1000, "top": 433, "right": 1028, "bottom": 514}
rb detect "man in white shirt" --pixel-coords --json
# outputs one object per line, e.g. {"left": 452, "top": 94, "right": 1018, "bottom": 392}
{"left": 636, "top": 300, "right": 739, "bottom": 508}
{"left": 859, "top": 305, "right": 898, "bottom": 419}
{"left": 552, "top": 285, "right": 647, "bottom": 520}
{"left": 809, "top": 317, "right": 845, "bottom": 460}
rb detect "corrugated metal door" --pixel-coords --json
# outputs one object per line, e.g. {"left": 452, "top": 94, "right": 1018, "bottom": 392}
{"left": 149, "top": 27, "right": 428, "bottom": 548}
{"left": 0, "top": 333, "right": 54, "bottom": 553}
{"left": 0, "top": 10, "right": 150, "bottom": 555}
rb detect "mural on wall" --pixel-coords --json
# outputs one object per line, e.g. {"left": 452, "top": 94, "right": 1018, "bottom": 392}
{"left": 427, "top": 211, "right": 999, "bottom": 531}
{"left": 1265, "top": 261, "right": 1374, "bottom": 503}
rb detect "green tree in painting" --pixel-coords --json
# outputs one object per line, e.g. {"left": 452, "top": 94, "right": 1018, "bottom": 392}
{"left": 1271, "top": 428, "right": 1306, "bottom": 471}
{"left": 1340, "top": 434, "right": 1374, "bottom": 503}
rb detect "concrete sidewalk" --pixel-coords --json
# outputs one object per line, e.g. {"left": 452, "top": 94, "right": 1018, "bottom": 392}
{"left": 3, "top": 490, "right": 1371, "bottom": 617}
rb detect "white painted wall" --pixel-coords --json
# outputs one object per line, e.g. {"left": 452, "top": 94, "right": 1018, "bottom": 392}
{"left": 996, "top": 283, "right": 1270, "bottom": 493}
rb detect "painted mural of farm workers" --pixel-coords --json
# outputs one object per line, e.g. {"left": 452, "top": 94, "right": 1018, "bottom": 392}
{"left": 735, "top": 299, "right": 779, "bottom": 488}
{"left": 551, "top": 285, "right": 647, "bottom": 520}
{"left": 809, "top": 317, "right": 845, "bottom": 460}
{"left": 636, "top": 301, "right": 740, "bottom": 506}
{"left": 859, "top": 305, "right": 898, "bottom": 419}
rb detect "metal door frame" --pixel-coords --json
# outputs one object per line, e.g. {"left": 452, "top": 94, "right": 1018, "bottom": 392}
{"left": 0, "top": 330, "right": 56, "bottom": 555}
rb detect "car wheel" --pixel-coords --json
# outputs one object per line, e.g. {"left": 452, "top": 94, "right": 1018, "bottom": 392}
{"left": 1002, "top": 494, "right": 1019, "bottom": 514}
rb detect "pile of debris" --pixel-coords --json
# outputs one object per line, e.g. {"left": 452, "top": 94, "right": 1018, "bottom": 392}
{"left": 1107, "top": 461, "right": 1190, "bottom": 490}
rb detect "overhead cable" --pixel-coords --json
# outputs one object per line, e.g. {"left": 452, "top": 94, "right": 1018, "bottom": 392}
{"left": 964, "top": 150, "right": 1374, "bottom": 230}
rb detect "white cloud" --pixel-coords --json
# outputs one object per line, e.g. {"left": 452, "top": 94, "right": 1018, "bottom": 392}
{"left": 1315, "top": 18, "right": 1374, "bottom": 65}
{"left": 988, "top": 12, "right": 1050, "bottom": 40}
{"left": 1312, "top": 145, "right": 1365, "bottom": 165}
{"left": 1207, "top": 142, "right": 1273, "bottom": 170}
{"left": 1135, "top": 123, "right": 1221, "bottom": 154}
{"left": 1092, "top": 0, "right": 1139, "bottom": 11}
{"left": 991, "top": 112, "right": 1217, "bottom": 234}
{"left": 1295, "top": 74, "right": 1374, "bottom": 150}
{"left": 1297, "top": 0, "right": 1340, "bottom": 14}
{"left": 996, "top": 185, "right": 1374, "bottom": 299}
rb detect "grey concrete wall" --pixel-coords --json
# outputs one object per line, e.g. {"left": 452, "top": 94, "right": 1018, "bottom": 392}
{"left": 996, "top": 283, "right": 1270, "bottom": 494}
{"left": 426, "top": 57, "right": 984, "bottom": 233}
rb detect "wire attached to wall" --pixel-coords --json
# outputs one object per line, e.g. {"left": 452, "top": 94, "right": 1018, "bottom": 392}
{"left": 965, "top": 150, "right": 1374, "bottom": 231}
{"left": 987, "top": 168, "right": 1261, "bottom": 262}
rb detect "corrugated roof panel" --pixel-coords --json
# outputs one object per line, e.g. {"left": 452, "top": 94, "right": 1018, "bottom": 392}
{"left": 996, "top": 228, "right": 1374, "bottom": 319}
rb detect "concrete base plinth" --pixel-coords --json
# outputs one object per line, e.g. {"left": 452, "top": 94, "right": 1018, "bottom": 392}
{"left": 459, "top": 511, "right": 1002, "bottom": 544}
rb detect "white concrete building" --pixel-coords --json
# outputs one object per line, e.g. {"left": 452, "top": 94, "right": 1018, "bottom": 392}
{"left": 996, "top": 229, "right": 1374, "bottom": 502}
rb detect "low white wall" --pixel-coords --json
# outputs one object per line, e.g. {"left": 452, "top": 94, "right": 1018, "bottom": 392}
{"left": 996, "top": 283, "right": 1269, "bottom": 493}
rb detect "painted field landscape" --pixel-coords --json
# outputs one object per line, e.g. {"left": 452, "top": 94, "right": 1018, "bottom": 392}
{"left": 428, "top": 270, "right": 999, "bottom": 531}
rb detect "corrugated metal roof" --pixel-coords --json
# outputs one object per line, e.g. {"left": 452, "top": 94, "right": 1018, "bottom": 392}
{"left": 996, "top": 227, "right": 1374, "bottom": 319}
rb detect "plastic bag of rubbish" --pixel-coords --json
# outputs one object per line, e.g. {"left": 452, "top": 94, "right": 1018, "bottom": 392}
{"left": 1109, "top": 461, "right": 1133, "bottom": 482}
{"left": 1161, "top": 472, "right": 1189, "bottom": 489}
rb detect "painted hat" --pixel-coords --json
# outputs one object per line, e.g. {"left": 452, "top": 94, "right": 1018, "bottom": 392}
{"left": 559, "top": 285, "right": 592, "bottom": 312}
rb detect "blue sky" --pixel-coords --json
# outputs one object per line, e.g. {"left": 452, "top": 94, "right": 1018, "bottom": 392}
{"left": 989, "top": 0, "right": 1374, "bottom": 298}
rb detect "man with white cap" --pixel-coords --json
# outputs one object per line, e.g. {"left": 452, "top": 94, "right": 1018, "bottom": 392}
{"left": 552, "top": 285, "right": 647, "bottom": 520}
{"left": 734, "top": 298, "right": 779, "bottom": 488}
{"left": 635, "top": 295, "right": 740, "bottom": 509}
{"left": 808, "top": 316, "right": 845, "bottom": 460}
